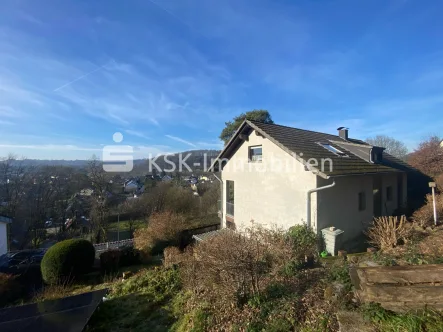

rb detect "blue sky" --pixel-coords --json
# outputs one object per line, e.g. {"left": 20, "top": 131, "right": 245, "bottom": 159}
{"left": 0, "top": 0, "right": 442, "bottom": 159}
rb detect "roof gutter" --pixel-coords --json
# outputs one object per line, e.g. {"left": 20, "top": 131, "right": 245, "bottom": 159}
{"left": 307, "top": 180, "right": 335, "bottom": 228}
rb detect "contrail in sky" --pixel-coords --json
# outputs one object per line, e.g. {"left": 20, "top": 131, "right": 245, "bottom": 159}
{"left": 53, "top": 60, "right": 115, "bottom": 92}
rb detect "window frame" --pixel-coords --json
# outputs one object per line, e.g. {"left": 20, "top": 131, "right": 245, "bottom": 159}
{"left": 226, "top": 180, "right": 234, "bottom": 204}
{"left": 358, "top": 191, "right": 366, "bottom": 211}
{"left": 318, "top": 142, "right": 348, "bottom": 157}
{"left": 386, "top": 186, "right": 393, "bottom": 202}
{"left": 249, "top": 145, "right": 263, "bottom": 163}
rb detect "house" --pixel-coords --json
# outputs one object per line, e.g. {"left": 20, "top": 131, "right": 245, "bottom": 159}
{"left": 124, "top": 179, "right": 140, "bottom": 192}
{"left": 79, "top": 188, "right": 94, "bottom": 196}
{"left": 0, "top": 215, "right": 12, "bottom": 255}
{"left": 162, "top": 175, "right": 173, "bottom": 182}
{"left": 210, "top": 120, "right": 414, "bottom": 246}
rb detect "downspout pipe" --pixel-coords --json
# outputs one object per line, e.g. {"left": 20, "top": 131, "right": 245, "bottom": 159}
{"left": 213, "top": 173, "right": 223, "bottom": 229}
{"left": 307, "top": 180, "right": 336, "bottom": 228}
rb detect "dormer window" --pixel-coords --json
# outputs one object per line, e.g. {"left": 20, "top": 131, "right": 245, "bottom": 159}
{"left": 371, "top": 147, "right": 383, "bottom": 163}
{"left": 319, "top": 143, "right": 348, "bottom": 157}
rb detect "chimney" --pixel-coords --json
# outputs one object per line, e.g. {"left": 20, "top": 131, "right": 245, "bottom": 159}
{"left": 337, "top": 127, "right": 348, "bottom": 140}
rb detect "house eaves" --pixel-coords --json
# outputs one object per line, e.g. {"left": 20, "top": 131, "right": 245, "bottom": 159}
{"left": 210, "top": 120, "right": 413, "bottom": 177}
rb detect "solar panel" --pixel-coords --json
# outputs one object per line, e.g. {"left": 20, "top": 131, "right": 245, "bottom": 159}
{"left": 0, "top": 288, "right": 108, "bottom": 332}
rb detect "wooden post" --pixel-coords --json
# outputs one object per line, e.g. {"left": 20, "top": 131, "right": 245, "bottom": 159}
{"left": 432, "top": 187, "right": 438, "bottom": 226}
{"left": 429, "top": 182, "right": 437, "bottom": 226}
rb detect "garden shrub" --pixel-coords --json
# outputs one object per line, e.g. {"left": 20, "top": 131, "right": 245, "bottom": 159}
{"left": 100, "top": 246, "right": 141, "bottom": 273}
{"left": 41, "top": 239, "right": 95, "bottom": 284}
{"left": 163, "top": 246, "right": 182, "bottom": 268}
{"left": 180, "top": 226, "right": 294, "bottom": 303}
{"left": 366, "top": 215, "right": 411, "bottom": 250}
{"left": 175, "top": 225, "right": 342, "bottom": 331}
{"left": 287, "top": 224, "right": 318, "bottom": 264}
{"left": 119, "top": 246, "right": 141, "bottom": 267}
{"left": 134, "top": 211, "right": 189, "bottom": 256}
{"left": 100, "top": 249, "right": 121, "bottom": 274}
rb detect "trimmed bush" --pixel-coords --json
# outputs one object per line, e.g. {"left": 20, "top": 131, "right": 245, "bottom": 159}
{"left": 41, "top": 239, "right": 95, "bottom": 284}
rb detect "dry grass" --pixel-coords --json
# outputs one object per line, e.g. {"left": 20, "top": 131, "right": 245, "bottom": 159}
{"left": 412, "top": 193, "right": 443, "bottom": 227}
{"left": 366, "top": 215, "right": 411, "bottom": 251}
{"left": 383, "top": 224, "right": 443, "bottom": 260}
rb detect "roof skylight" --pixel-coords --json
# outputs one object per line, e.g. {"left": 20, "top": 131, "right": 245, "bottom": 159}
{"left": 319, "top": 143, "right": 348, "bottom": 157}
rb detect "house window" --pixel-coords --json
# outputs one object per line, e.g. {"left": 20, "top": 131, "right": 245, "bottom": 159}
{"left": 319, "top": 143, "right": 348, "bottom": 157}
{"left": 358, "top": 192, "right": 366, "bottom": 211}
{"left": 386, "top": 186, "right": 393, "bottom": 201}
{"left": 249, "top": 146, "right": 262, "bottom": 162}
{"left": 226, "top": 180, "right": 234, "bottom": 217}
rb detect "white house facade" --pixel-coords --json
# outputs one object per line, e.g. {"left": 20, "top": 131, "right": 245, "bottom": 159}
{"left": 211, "top": 120, "right": 411, "bottom": 246}
{"left": 0, "top": 215, "right": 12, "bottom": 255}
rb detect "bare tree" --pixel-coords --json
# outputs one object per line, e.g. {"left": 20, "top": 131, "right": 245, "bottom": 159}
{"left": 0, "top": 154, "right": 34, "bottom": 219}
{"left": 366, "top": 135, "right": 409, "bottom": 160}
{"left": 87, "top": 157, "right": 112, "bottom": 243}
{"left": 408, "top": 136, "right": 443, "bottom": 179}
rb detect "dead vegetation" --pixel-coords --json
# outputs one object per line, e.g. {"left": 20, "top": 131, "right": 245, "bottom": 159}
{"left": 180, "top": 226, "right": 293, "bottom": 300}
{"left": 366, "top": 215, "right": 411, "bottom": 251}
{"left": 171, "top": 225, "right": 343, "bottom": 331}
{"left": 133, "top": 211, "right": 189, "bottom": 257}
{"left": 412, "top": 193, "right": 443, "bottom": 227}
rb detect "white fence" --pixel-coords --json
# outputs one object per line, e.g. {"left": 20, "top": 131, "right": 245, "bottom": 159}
{"left": 94, "top": 239, "right": 134, "bottom": 253}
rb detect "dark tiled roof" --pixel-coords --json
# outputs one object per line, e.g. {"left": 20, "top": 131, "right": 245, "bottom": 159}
{"left": 213, "top": 120, "right": 416, "bottom": 178}
{"left": 0, "top": 215, "right": 12, "bottom": 224}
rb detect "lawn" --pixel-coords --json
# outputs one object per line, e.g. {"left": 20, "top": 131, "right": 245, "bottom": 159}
{"left": 107, "top": 219, "right": 146, "bottom": 232}
{"left": 87, "top": 267, "right": 181, "bottom": 332}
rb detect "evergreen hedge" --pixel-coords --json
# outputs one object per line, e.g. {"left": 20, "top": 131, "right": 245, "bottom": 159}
{"left": 41, "top": 239, "right": 95, "bottom": 284}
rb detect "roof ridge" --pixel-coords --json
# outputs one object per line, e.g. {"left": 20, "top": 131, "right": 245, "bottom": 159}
{"left": 247, "top": 120, "right": 343, "bottom": 139}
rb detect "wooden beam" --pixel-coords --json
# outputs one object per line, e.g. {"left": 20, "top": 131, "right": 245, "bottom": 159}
{"left": 361, "top": 284, "right": 443, "bottom": 303}
{"left": 356, "top": 264, "right": 443, "bottom": 284}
